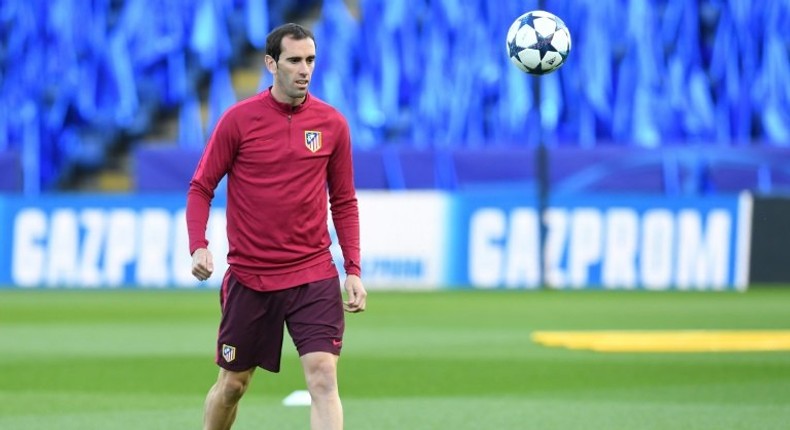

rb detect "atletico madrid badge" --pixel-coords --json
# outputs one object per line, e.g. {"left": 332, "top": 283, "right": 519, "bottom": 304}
{"left": 222, "top": 344, "right": 236, "bottom": 363}
{"left": 305, "top": 131, "right": 322, "bottom": 153}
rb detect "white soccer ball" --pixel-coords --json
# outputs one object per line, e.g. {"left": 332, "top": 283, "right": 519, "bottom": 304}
{"left": 506, "top": 10, "right": 572, "bottom": 75}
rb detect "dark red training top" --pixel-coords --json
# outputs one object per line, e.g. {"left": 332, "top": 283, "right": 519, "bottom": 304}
{"left": 186, "top": 89, "right": 361, "bottom": 291}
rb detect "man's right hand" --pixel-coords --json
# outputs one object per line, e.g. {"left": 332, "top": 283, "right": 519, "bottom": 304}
{"left": 191, "top": 248, "right": 214, "bottom": 281}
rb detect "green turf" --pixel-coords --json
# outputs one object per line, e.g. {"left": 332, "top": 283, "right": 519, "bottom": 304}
{"left": 1, "top": 288, "right": 789, "bottom": 429}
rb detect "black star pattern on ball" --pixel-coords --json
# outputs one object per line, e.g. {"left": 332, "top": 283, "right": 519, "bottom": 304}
{"left": 528, "top": 28, "right": 558, "bottom": 61}
{"left": 509, "top": 15, "right": 541, "bottom": 64}
{"left": 508, "top": 38, "right": 523, "bottom": 62}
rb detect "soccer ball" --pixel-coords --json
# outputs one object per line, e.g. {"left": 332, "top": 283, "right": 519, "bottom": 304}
{"left": 506, "top": 10, "right": 572, "bottom": 75}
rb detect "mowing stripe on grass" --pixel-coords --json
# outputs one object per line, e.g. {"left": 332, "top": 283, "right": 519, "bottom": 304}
{"left": 3, "top": 289, "right": 790, "bottom": 429}
{"left": 532, "top": 330, "right": 790, "bottom": 352}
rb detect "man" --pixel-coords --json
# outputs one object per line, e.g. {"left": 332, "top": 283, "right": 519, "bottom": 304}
{"left": 186, "top": 23, "right": 367, "bottom": 430}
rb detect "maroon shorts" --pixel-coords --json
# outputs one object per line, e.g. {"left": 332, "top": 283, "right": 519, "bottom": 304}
{"left": 215, "top": 271, "right": 345, "bottom": 373}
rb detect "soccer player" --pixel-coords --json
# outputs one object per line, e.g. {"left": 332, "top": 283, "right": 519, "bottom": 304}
{"left": 186, "top": 23, "right": 367, "bottom": 430}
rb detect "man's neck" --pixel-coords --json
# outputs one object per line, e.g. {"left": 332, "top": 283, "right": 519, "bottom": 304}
{"left": 270, "top": 87, "right": 305, "bottom": 107}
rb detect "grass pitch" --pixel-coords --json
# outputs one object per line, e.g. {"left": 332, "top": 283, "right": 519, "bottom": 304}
{"left": 1, "top": 287, "right": 789, "bottom": 429}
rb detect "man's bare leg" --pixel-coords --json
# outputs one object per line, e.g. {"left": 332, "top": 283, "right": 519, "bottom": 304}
{"left": 301, "top": 352, "right": 342, "bottom": 430}
{"left": 204, "top": 368, "right": 255, "bottom": 430}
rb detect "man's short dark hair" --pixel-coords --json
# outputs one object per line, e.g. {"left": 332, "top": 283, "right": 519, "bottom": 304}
{"left": 265, "top": 23, "right": 316, "bottom": 62}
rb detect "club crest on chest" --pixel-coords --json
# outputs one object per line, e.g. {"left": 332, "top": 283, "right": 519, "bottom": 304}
{"left": 304, "top": 130, "right": 322, "bottom": 153}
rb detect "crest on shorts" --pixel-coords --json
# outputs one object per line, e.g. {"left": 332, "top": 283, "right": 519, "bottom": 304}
{"left": 222, "top": 344, "right": 236, "bottom": 363}
{"left": 304, "top": 130, "right": 322, "bottom": 153}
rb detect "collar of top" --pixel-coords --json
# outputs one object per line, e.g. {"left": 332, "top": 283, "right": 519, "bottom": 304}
{"left": 260, "top": 87, "right": 311, "bottom": 114}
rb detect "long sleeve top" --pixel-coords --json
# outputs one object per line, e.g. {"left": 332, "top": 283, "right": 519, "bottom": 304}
{"left": 186, "top": 89, "right": 361, "bottom": 291}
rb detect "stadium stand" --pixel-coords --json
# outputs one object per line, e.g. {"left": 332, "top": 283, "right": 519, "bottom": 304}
{"left": 0, "top": 0, "right": 319, "bottom": 193}
{"left": 1, "top": 0, "right": 789, "bottom": 195}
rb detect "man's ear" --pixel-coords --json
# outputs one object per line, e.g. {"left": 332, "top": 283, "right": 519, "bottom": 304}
{"left": 264, "top": 55, "right": 277, "bottom": 74}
